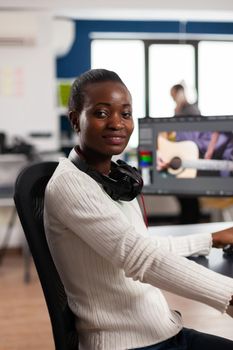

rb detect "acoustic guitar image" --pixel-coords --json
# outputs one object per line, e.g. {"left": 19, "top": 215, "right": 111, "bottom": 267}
{"left": 157, "top": 135, "right": 233, "bottom": 178}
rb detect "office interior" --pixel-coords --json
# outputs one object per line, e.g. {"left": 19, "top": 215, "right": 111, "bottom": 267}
{"left": 0, "top": 1, "right": 233, "bottom": 349}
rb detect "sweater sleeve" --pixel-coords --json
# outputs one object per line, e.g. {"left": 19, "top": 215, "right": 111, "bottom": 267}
{"left": 153, "top": 233, "right": 212, "bottom": 257}
{"left": 45, "top": 167, "right": 233, "bottom": 314}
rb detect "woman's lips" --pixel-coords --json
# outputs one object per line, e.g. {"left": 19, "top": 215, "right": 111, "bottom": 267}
{"left": 103, "top": 135, "right": 126, "bottom": 145}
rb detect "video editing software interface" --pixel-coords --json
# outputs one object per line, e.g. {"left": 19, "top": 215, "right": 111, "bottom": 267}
{"left": 138, "top": 116, "right": 233, "bottom": 196}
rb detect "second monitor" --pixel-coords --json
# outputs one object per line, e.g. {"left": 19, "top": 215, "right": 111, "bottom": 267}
{"left": 138, "top": 115, "right": 233, "bottom": 197}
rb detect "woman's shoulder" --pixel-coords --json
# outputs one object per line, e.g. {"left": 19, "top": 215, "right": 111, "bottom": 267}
{"left": 49, "top": 157, "right": 80, "bottom": 182}
{"left": 47, "top": 157, "right": 102, "bottom": 196}
{"left": 54, "top": 157, "right": 78, "bottom": 174}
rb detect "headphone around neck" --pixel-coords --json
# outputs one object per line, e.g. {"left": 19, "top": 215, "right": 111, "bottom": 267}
{"left": 68, "top": 147, "right": 143, "bottom": 201}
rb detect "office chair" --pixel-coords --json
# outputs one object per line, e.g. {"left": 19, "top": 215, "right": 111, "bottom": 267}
{"left": 14, "top": 161, "right": 79, "bottom": 350}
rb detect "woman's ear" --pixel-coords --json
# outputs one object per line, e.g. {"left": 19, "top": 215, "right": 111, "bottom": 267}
{"left": 68, "top": 111, "right": 80, "bottom": 132}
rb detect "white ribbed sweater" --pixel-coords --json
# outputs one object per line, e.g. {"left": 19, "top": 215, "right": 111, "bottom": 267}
{"left": 44, "top": 158, "right": 233, "bottom": 350}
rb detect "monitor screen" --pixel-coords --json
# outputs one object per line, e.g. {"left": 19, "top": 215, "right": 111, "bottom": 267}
{"left": 138, "top": 115, "right": 233, "bottom": 196}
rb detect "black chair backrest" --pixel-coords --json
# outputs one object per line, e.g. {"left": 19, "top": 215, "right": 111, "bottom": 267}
{"left": 14, "top": 161, "right": 79, "bottom": 350}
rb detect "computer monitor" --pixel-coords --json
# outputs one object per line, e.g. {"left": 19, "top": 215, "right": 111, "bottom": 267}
{"left": 138, "top": 115, "right": 233, "bottom": 197}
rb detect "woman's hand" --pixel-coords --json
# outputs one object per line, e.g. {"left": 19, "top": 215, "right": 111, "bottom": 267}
{"left": 156, "top": 151, "right": 169, "bottom": 171}
{"left": 226, "top": 298, "right": 233, "bottom": 317}
{"left": 156, "top": 157, "right": 168, "bottom": 171}
{"left": 212, "top": 227, "right": 233, "bottom": 248}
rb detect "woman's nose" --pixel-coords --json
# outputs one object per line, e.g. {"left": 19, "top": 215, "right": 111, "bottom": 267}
{"left": 107, "top": 113, "right": 123, "bottom": 129}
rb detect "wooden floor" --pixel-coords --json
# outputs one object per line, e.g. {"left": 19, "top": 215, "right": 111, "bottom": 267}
{"left": 0, "top": 251, "right": 53, "bottom": 350}
{"left": 0, "top": 251, "right": 233, "bottom": 350}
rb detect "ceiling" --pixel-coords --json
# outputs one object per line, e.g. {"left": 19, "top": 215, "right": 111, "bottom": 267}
{"left": 1, "top": 0, "right": 233, "bottom": 21}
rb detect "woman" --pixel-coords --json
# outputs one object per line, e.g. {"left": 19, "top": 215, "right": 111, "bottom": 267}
{"left": 44, "top": 69, "right": 233, "bottom": 350}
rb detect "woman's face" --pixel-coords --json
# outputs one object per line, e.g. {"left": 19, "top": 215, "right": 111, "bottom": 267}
{"left": 77, "top": 81, "right": 134, "bottom": 162}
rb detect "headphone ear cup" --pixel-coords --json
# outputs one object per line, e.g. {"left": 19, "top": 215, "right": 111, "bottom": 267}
{"left": 109, "top": 160, "right": 144, "bottom": 200}
{"left": 115, "top": 160, "right": 144, "bottom": 186}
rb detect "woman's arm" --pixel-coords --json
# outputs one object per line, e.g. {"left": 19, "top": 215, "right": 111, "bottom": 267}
{"left": 151, "top": 226, "right": 233, "bottom": 257}
{"left": 204, "top": 131, "right": 219, "bottom": 159}
{"left": 151, "top": 233, "right": 212, "bottom": 257}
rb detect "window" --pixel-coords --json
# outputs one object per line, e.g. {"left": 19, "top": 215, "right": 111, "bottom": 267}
{"left": 198, "top": 41, "right": 233, "bottom": 116}
{"left": 149, "top": 44, "right": 196, "bottom": 117}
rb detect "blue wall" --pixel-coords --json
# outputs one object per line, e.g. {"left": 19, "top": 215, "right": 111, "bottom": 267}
{"left": 57, "top": 19, "right": 233, "bottom": 78}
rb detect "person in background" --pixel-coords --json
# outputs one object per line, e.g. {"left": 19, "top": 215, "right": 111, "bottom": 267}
{"left": 170, "top": 83, "right": 200, "bottom": 116}
{"left": 44, "top": 69, "right": 233, "bottom": 350}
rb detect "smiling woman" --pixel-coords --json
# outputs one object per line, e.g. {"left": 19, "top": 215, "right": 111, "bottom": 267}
{"left": 68, "top": 73, "right": 134, "bottom": 174}
{"left": 44, "top": 68, "right": 233, "bottom": 350}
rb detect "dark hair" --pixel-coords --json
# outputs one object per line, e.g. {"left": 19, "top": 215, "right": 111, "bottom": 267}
{"left": 171, "top": 84, "right": 184, "bottom": 93}
{"left": 68, "top": 68, "right": 127, "bottom": 114}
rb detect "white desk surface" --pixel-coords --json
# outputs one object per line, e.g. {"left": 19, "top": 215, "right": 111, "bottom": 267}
{"left": 148, "top": 221, "right": 233, "bottom": 237}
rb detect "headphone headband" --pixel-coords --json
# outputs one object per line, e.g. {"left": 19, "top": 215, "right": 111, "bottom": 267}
{"left": 68, "top": 147, "right": 143, "bottom": 201}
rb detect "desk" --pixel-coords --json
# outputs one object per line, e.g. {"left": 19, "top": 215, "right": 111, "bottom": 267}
{"left": 148, "top": 221, "right": 233, "bottom": 278}
{"left": 0, "top": 154, "right": 29, "bottom": 280}
{"left": 0, "top": 154, "right": 28, "bottom": 247}
{"left": 0, "top": 152, "right": 64, "bottom": 282}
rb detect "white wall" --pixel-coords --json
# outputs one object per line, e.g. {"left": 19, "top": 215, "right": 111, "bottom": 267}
{"left": 0, "top": 11, "right": 58, "bottom": 151}
{"left": 1, "top": 0, "right": 233, "bottom": 21}
{"left": 2, "top": 0, "right": 233, "bottom": 12}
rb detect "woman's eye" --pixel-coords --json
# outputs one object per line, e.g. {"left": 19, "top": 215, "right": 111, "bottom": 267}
{"left": 95, "top": 110, "right": 108, "bottom": 118}
{"left": 122, "top": 111, "right": 132, "bottom": 119}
